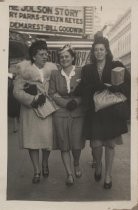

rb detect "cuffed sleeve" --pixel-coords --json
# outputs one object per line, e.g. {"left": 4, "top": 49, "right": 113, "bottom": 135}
{"left": 48, "top": 71, "right": 71, "bottom": 108}
{"left": 13, "top": 76, "right": 35, "bottom": 108}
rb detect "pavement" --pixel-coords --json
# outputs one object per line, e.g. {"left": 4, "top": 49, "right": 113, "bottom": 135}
{"left": 7, "top": 117, "right": 130, "bottom": 201}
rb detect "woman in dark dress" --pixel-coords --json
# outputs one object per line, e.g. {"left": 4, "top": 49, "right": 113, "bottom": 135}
{"left": 79, "top": 35, "right": 130, "bottom": 189}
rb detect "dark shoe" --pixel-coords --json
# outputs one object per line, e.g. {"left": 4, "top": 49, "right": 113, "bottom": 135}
{"left": 94, "top": 163, "right": 102, "bottom": 182}
{"left": 32, "top": 173, "right": 41, "bottom": 184}
{"left": 74, "top": 165, "right": 82, "bottom": 178}
{"left": 65, "top": 174, "right": 74, "bottom": 186}
{"left": 104, "top": 181, "right": 112, "bottom": 189}
{"left": 94, "top": 172, "right": 102, "bottom": 182}
{"left": 42, "top": 165, "right": 49, "bottom": 177}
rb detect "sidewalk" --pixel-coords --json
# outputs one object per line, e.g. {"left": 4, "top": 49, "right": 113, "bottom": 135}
{"left": 7, "top": 117, "right": 130, "bottom": 201}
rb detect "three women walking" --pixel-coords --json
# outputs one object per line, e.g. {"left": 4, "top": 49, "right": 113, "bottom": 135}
{"left": 13, "top": 34, "right": 130, "bottom": 189}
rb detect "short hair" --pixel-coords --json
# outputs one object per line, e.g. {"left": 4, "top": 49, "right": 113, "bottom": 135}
{"left": 29, "top": 40, "right": 48, "bottom": 63}
{"left": 91, "top": 35, "right": 113, "bottom": 64}
{"left": 58, "top": 44, "right": 76, "bottom": 65}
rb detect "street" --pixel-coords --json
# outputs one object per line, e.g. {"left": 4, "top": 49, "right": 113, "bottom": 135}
{"left": 7, "top": 117, "right": 130, "bottom": 201}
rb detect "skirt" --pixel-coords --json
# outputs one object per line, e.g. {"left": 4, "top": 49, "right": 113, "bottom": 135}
{"left": 90, "top": 136, "right": 123, "bottom": 148}
{"left": 53, "top": 115, "right": 85, "bottom": 151}
{"left": 19, "top": 107, "right": 53, "bottom": 150}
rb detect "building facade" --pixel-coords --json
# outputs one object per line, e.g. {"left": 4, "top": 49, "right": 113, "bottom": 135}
{"left": 84, "top": 7, "right": 101, "bottom": 39}
{"left": 104, "top": 8, "right": 131, "bottom": 71}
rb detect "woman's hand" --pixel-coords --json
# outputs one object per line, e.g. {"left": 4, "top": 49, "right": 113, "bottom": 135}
{"left": 24, "top": 83, "right": 37, "bottom": 95}
{"left": 108, "top": 85, "right": 120, "bottom": 93}
{"left": 66, "top": 99, "right": 78, "bottom": 111}
{"left": 31, "top": 94, "right": 46, "bottom": 108}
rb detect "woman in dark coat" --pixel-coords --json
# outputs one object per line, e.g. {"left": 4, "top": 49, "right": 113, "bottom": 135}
{"left": 78, "top": 35, "right": 130, "bottom": 189}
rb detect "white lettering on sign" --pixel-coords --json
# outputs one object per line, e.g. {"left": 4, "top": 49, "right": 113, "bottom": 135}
{"left": 9, "top": 6, "right": 84, "bottom": 36}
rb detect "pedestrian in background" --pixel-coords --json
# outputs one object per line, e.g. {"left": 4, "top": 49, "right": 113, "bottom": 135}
{"left": 48, "top": 44, "right": 85, "bottom": 186}
{"left": 77, "top": 34, "right": 130, "bottom": 189}
{"left": 13, "top": 40, "right": 58, "bottom": 183}
{"left": 8, "top": 72, "right": 20, "bottom": 133}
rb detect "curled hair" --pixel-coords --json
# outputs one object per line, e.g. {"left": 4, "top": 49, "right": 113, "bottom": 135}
{"left": 91, "top": 36, "right": 113, "bottom": 64}
{"left": 58, "top": 44, "right": 76, "bottom": 65}
{"left": 29, "top": 40, "right": 48, "bottom": 63}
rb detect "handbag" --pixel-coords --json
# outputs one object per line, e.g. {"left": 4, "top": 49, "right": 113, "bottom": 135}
{"left": 93, "top": 89, "right": 127, "bottom": 112}
{"left": 33, "top": 97, "right": 58, "bottom": 119}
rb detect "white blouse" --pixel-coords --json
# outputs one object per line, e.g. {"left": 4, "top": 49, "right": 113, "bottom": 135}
{"left": 61, "top": 66, "right": 75, "bottom": 93}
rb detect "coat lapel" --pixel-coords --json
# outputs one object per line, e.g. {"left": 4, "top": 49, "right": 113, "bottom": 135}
{"left": 102, "top": 61, "right": 112, "bottom": 83}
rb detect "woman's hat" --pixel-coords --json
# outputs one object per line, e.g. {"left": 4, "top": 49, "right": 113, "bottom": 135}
{"left": 93, "top": 32, "right": 109, "bottom": 49}
{"left": 58, "top": 43, "right": 74, "bottom": 55}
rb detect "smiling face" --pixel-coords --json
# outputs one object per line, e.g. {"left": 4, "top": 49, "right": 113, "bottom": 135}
{"left": 33, "top": 49, "right": 48, "bottom": 68}
{"left": 59, "top": 50, "right": 74, "bottom": 69}
{"left": 94, "top": 43, "right": 107, "bottom": 62}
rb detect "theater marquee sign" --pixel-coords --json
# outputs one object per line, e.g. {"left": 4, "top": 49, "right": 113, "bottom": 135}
{"left": 9, "top": 6, "right": 84, "bottom": 37}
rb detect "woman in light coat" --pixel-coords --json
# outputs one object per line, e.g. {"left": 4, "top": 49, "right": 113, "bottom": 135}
{"left": 13, "top": 40, "right": 57, "bottom": 183}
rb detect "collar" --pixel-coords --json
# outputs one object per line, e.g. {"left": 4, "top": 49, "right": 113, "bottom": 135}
{"left": 61, "top": 66, "right": 75, "bottom": 79}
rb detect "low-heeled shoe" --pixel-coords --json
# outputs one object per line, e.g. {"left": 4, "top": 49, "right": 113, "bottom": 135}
{"left": 104, "top": 181, "right": 112, "bottom": 189}
{"left": 94, "top": 172, "right": 102, "bottom": 182}
{"left": 65, "top": 175, "right": 74, "bottom": 186}
{"left": 32, "top": 173, "right": 41, "bottom": 184}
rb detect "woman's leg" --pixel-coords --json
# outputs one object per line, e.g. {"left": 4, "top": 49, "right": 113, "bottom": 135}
{"left": 105, "top": 146, "right": 115, "bottom": 183}
{"left": 61, "top": 151, "right": 74, "bottom": 185}
{"left": 13, "top": 117, "right": 18, "bottom": 133}
{"left": 42, "top": 149, "right": 50, "bottom": 167}
{"left": 61, "top": 151, "right": 72, "bottom": 175}
{"left": 92, "top": 146, "right": 103, "bottom": 174}
{"left": 41, "top": 149, "right": 50, "bottom": 177}
{"left": 72, "top": 149, "right": 82, "bottom": 177}
{"left": 29, "top": 149, "right": 40, "bottom": 174}
{"left": 28, "top": 149, "right": 40, "bottom": 183}
{"left": 72, "top": 149, "right": 81, "bottom": 166}
{"left": 91, "top": 149, "right": 96, "bottom": 168}
{"left": 91, "top": 145, "right": 103, "bottom": 182}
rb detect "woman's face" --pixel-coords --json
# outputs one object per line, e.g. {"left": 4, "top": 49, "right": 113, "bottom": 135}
{"left": 59, "top": 50, "right": 74, "bottom": 69}
{"left": 94, "top": 44, "right": 107, "bottom": 62}
{"left": 33, "top": 49, "right": 48, "bottom": 68}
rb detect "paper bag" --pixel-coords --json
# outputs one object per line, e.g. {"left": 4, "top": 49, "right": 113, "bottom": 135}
{"left": 111, "top": 67, "right": 125, "bottom": 85}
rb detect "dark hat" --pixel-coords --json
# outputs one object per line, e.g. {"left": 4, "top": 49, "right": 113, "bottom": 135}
{"left": 93, "top": 32, "right": 109, "bottom": 49}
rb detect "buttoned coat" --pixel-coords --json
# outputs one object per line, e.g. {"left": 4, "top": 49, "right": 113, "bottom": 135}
{"left": 48, "top": 67, "right": 85, "bottom": 117}
{"left": 13, "top": 60, "right": 58, "bottom": 149}
{"left": 79, "top": 60, "right": 131, "bottom": 140}
{"left": 48, "top": 66, "right": 85, "bottom": 150}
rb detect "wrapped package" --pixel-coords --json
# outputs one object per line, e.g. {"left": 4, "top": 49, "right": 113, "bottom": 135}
{"left": 111, "top": 67, "right": 125, "bottom": 85}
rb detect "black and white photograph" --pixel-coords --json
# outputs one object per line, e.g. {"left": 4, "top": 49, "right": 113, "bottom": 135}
{"left": 0, "top": 0, "right": 138, "bottom": 210}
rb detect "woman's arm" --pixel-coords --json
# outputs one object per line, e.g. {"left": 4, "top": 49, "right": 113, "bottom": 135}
{"left": 48, "top": 71, "right": 71, "bottom": 108}
{"left": 108, "top": 67, "right": 131, "bottom": 99}
{"left": 13, "top": 76, "right": 36, "bottom": 108}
